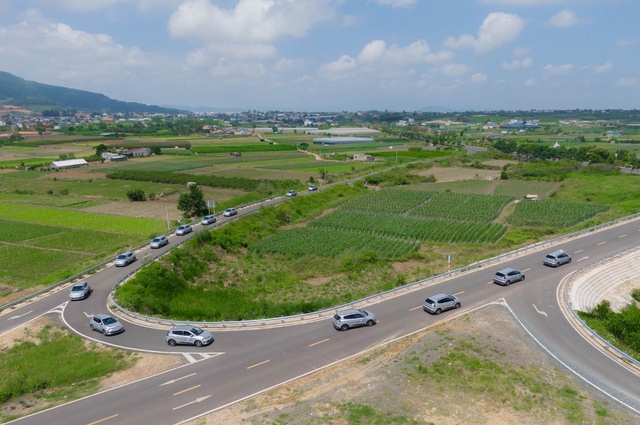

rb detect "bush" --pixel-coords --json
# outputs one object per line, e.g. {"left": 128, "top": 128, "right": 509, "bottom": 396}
{"left": 126, "top": 189, "right": 146, "bottom": 202}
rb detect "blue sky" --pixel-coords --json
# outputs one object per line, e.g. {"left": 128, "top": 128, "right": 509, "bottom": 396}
{"left": 1, "top": 0, "right": 638, "bottom": 112}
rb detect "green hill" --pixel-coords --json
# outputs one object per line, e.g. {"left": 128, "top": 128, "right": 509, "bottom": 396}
{"left": 0, "top": 71, "right": 191, "bottom": 115}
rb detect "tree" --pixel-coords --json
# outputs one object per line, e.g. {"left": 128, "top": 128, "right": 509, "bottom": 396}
{"left": 95, "top": 144, "right": 109, "bottom": 157}
{"left": 177, "top": 185, "right": 208, "bottom": 218}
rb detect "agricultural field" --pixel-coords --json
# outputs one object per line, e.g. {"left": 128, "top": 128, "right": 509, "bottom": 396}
{"left": 250, "top": 189, "right": 511, "bottom": 260}
{"left": 509, "top": 200, "right": 609, "bottom": 228}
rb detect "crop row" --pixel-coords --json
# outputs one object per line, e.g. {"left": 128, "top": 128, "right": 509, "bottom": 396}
{"left": 310, "top": 210, "right": 506, "bottom": 244}
{"left": 249, "top": 227, "right": 420, "bottom": 259}
{"left": 341, "top": 188, "right": 432, "bottom": 214}
{"left": 508, "top": 200, "right": 609, "bottom": 228}
{"left": 410, "top": 192, "right": 513, "bottom": 222}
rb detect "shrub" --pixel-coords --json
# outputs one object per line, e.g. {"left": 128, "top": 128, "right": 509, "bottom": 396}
{"left": 126, "top": 189, "right": 146, "bottom": 202}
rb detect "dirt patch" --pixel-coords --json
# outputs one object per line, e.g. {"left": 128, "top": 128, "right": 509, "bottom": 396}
{"left": 186, "top": 304, "right": 640, "bottom": 425}
{"left": 602, "top": 277, "right": 640, "bottom": 312}
{"left": 414, "top": 166, "right": 501, "bottom": 182}
{"left": 304, "top": 274, "right": 345, "bottom": 286}
{"left": 80, "top": 197, "right": 184, "bottom": 221}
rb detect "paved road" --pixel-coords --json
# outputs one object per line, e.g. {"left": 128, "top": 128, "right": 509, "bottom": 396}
{"left": 3, "top": 206, "right": 640, "bottom": 424}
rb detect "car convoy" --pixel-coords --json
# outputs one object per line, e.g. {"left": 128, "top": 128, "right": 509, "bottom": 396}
{"left": 69, "top": 185, "right": 574, "bottom": 342}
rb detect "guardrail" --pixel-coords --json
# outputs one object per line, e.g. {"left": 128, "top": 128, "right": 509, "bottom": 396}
{"left": 110, "top": 211, "right": 640, "bottom": 329}
{"left": 562, "top": 247, "right": 640, "bottom": 371}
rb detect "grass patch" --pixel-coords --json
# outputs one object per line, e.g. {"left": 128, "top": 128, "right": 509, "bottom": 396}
{"left": 0, "top": 324, "right": 135, "bottom": 413}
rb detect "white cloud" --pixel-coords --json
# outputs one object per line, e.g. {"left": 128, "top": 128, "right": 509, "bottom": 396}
{"left": 525, "top": 78, "right": 536, "bottom": 86}
{"left": 318, "top": 54, "right": 356, "bottom": 77}
{"left": 440, "top": 63, "right": 470, "bottom": 78}
{"left": 616, "top": 78, "right": 637, "bottom": 87}
{"left": 593, "top": 61, "right": 613, "bottom": 74}
{"left": 547, "top": 10, "right": 589, "bottom": 28}
{"left": 444, "top": 12, "right": 525, "bottom": 54}
{"left": 471, "top": 73, "right": 488, "bottom": 83}
{"left": 357, "top": 39, "right": 452, "bottom": 65}
{"left": 169, "top": 0, "right": 336, "bottom": 44}
{"left": 46, "top": 0, "right": 175, "bottom": 12}
{"left": 374, "top": 0, "right": 417, "bottom": 8}
{"left": 616, "top": 38, "right": 637, "bottom": 48}
{"left": 502, "top": 57, "right": 532, "bottom": 70}
{"left": 543, "top": 63, "right": 573, "bottom": 75}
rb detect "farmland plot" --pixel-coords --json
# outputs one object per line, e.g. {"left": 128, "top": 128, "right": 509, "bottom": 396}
{"left": 411, "top": 192, "right": 512, "bottom": 222}
{"left": 341, "top": 188, "right": 432, "bottom": 214}
{"left": 509, "top": 200, "right": 609, "bottom": 228}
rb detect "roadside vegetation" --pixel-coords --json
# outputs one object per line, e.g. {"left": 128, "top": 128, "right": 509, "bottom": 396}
{"left": 0, "top": 324, "right": 135, "bottom": 422}
{"left": 578, "top": 297, "right": 640, "bottom": 361}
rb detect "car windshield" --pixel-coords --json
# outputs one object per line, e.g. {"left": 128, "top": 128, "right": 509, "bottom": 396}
{"left": 190, "top": 327, "right": 204, "bottom": 335}
{"left": 495, "top": 272, "right": 505, "bottom": 277}
{"left": 117, "top": 254, "right": 126, "bottom": 260}
{"left": 72, "top": 284, "right": 84, "bottom": 291}
{"left": 153, "top": 238, "right": 161, "bottom": 242}
{"left": 103, "top": 317, "right": 117, "bottom": 325}
{"left": 545, "top": 255, "right": 554, "bottom": 259}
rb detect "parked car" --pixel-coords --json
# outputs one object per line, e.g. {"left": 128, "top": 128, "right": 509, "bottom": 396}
{"left": 89, "top": 314, "right": 124, "bottom": 336}
{"left": 543, "top": 250, "right": 572, "bottom": 267}
{"left": 114, "top": 251, "right": 136, "bottom": 267}
{"left": 332, "top": 308, "right": 377, "bottom": 331}
{"left": 201, "top": 215, "right": 217, "bottom": 225}
{"left": 308, "top": 184, "right": 318, "bottom": 191}
{"left": 286, "top": 190, "right": 297, "bottom": 197}
{"left": 492, "top": 268, "right": 525, "bottom": 286}
{"left": 223, "top": 208, "right": 238, "bottom": 217}
{"left": 165, "top": 325, "right": 214, "bottom": 347}
{"left": 423, "top": 293, "right": 461, "bottom": 315}
{"left": 69, "top": 280, "right": 90, "bottom": 301}
{"left": 149, "top": 235, "right": 169, "bottom": 249}
{"left": 175, "top": 224, "right": 192, "bottom": 236}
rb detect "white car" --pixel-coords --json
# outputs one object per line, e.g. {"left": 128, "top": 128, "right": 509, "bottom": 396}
{"left": 286, "top": 190, "right": 297, "bottom": 197}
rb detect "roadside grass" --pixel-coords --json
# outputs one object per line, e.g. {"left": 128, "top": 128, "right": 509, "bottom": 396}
{"left": 578, "top": 300, "right": 640, "bottom": 361}
{"left": 0, "top": 192, "right": 104, "bottom": 209}
{"left": 0, "top": 324, "right": 135, "bottom": 422}
{"left": 551, "top": 172, "right": 640, "bottom": 217}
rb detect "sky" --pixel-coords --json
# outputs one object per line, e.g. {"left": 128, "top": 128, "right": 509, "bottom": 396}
{"left": 1, "top": 0, "right": 639, "bottom": 112}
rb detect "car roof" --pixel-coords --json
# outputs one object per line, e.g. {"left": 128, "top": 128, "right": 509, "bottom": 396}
{"left": 72, "top": 281, "right": 87, "bottom": 286}
{"left": 426, "top": 293, "right": 452, "bottom": 301}
{"left": 169, "top": 325, "right": 199, "bottom": 331}
{"left": 496, "top": 267, "right": 517, "bottom": 274}
{"left": 93, "top": 313, "right": 114, "bottom": 320}
{"left": 118, "top": 251, "right": 133, "bottom": 256}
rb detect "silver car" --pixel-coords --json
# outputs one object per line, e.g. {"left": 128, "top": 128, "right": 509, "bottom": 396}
{"left": 332, "top": 308, "right": 377, "bottom": 331}
{"left": 423, "top": 293, "right": 461, "bottom": 315}
{"left": 201, "top": 215, "right": 217, "bottom": 225}
{"left": 165, "top": 325, "right": 214, "bottom": 347}
{"left": 89, "top": 314, "right": 124, "bottom": 336}
{"left": 175, "top": 224, "right": 192, "bottom": 236}
{"left": 286, "top": 190, "right": 297, "bottom": 197}
{"left": 223, "top": 208, "right": 238, "bottom": 217}
{"left": 69, "top": 280, "right": 90, "bottom": 300}
{"left": 493, "top": 268, "right": 525, "bottom": 286}
{"left": 150, "top": 235, "right": 169, "bottom": 249}
{"left": 114, "top": 251, "right": 136, "bottom": 267}
{"left": 543, "top": 250, "right": 572, "bottom": 267}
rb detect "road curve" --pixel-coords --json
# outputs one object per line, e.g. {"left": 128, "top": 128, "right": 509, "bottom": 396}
{"left": 3, "top": 215, "right": 640, "bottom": 424}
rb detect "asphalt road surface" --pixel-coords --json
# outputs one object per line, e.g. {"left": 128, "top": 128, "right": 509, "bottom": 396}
{"left": 2, "top": 205, "right": 640, "bottom": 424}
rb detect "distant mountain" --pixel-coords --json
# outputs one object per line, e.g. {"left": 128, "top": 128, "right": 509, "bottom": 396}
{"left": 0, "top": 71, "right": 192, "bottom": 115}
